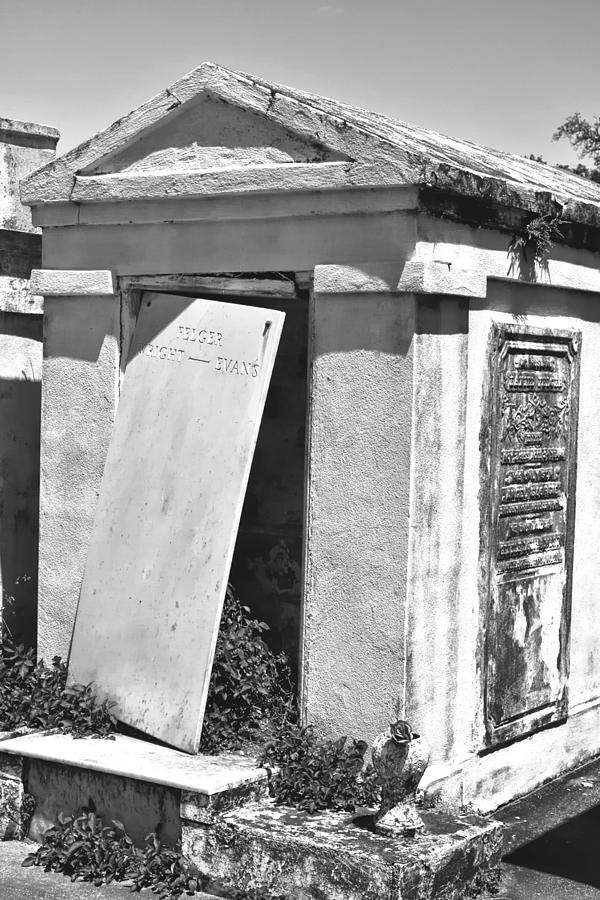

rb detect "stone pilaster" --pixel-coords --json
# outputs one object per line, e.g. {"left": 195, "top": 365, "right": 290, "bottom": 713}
{"left": 30, "top": 270, "right": 120, "bottom": 662}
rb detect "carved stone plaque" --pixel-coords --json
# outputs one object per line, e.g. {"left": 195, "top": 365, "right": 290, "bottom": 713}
{"left": 484, "top": 324, "right": 580, "bottom": 746}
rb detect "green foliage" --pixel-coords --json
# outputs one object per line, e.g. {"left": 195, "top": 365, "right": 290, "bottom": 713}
{"left": 200, "top": 585, "right": 381, "bottom": 814}
{"left": 22, "top": 808, "right": 205, "bottom": 898}
{"left": 528, "top": 114, "right": 600, "bottom": 183}
{"left": 200, "top": 583, "right": 294, "bottom": 753}
{"left": 260, "top": 723, "right": 381, "bottom": 814}
{"left": 0, "top": 640, "right": 117, "bottom": 738}
{"left": 0, "top": 582, "right": 292, "bottom": 747}
{"left": 508, "top": 213, "right": 564, "bottom": 269}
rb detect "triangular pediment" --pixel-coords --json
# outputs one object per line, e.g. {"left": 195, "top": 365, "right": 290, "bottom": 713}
{"left": 83, "top": 92, "right": 347, "bottom": 176}
{"left": 21, "top": 63, "right": 380, "bottom": 205}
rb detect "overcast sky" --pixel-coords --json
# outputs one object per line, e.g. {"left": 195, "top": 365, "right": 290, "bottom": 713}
{"left": 1, "top": 0, "right": 598, "bottom": 167}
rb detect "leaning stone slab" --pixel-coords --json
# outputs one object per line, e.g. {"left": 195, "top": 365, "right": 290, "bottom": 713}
{"left": 183, "top": 801, "right": 502, "bottom": 900}
{"left": 68, "top": 294, "right": 284, "bottom": 753}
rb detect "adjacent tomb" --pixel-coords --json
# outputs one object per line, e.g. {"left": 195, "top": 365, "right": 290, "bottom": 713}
{"left": 19, "top": 62, "right": 600, "bottom": 814}
{"left": 0, "top": 117, "right": 58, "bottom": 646}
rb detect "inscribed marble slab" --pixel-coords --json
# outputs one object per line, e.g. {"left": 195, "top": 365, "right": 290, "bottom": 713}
{"left": 484, "top": 324, "right": 580, "bottom": 746}
{"left": 68, "top": 293, "right": 284, "bottom": 752}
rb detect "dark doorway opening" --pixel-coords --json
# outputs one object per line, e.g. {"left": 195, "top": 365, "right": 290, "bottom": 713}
{"left": 228, "top": 292, "right": 309, "bottom": 684}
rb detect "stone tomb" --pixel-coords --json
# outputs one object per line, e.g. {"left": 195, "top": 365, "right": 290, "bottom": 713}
{"left": 483, "top": 325, "right": 581, "bottom": 746}
{"left": 68, "top": 293, "right": 284, "bottom": 752}
{"left": 22, "top": 62, "right": 600, "bottom": 817}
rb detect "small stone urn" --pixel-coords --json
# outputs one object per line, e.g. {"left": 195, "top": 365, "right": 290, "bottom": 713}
{"left": 371, "top": 720, "right": 430, "bottom": 837}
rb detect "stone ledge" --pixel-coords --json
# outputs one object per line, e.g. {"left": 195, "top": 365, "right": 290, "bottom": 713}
{"left": 184, "top": 801, "right": 503, "bottom": 900}
{"left": 0, "top": 279, "right": 43, "bottom": 315}
{"left": 30, "top": 269, "right": 116, "bottom": 296}
{"left": 0, "top": 728, "right": 37, "bottom": 744}
{"left": 397, "top": 260, "right": 488, "bottom": 298}
{"left": 0, "top": 117, "right": 59, "bottom": 150}
{"left": 0, "top": 733, "right": 269, "bottom": 846}
{"left": 313, "top": 260, "right": 488, "bottom": 298}
{"left": 0, "top": 732, "right": 267, "bottom": 797}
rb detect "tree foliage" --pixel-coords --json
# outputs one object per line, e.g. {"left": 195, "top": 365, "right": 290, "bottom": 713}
{"left": 553, "top": 112, "right": 600, "bottom": 183}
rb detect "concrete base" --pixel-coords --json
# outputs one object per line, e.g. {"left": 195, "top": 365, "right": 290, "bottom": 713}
{"left": 184, "top": 802, "right": 503, "bottom": 900}
{"left": 0, "top": 732, "right": 502, "bottom": 898}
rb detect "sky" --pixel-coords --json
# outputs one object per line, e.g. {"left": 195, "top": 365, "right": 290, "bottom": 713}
{"left": 0, "top": 0, "right": 598, "bottom": 167}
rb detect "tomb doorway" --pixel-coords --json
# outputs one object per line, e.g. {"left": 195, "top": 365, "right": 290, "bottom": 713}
{"left": 124, "top": 278, "right": 310, "bottom": 689}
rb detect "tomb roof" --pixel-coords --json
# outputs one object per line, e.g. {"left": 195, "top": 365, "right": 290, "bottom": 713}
{"left": 19, "top": 63, "right": 600, "bottom": 237}
{"left": 0, "top": 117, "right": 59, "bottom": 149}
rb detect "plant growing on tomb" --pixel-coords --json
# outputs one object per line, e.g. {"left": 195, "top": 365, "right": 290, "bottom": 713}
{"left": 0, "top": 584, "right": 380, "bottom": 820}
{"left": 0, "top": 639, "right": 117, "bottom": 738}
{"left": 508, "top": 212, "right": 564, "bottom": 273}
{"left": 0, "top": 581, "right": 292, "bottom": 746}
{"left": 22, "top": 807, "right": 207, "bottom": 898}
{"left": 200, "top": 585, "right": 380, "bottom": 814}
{"left": 200, "top": 582, "right": 295, "bottom": 753}
{"left": 260, "top": 722, "right": 381, "bottom": 813}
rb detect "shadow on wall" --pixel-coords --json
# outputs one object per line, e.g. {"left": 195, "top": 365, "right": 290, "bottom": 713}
{"left": 0, "top": 378, "right": 41, "bottom": 648}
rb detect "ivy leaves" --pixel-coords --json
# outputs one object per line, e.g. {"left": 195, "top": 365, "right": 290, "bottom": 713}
{"left": 22, "top": 808, "right": 205, "bottom": 898}
{"left": 200, "top": 584, "right": 294, "bottom": 753}
{"left": 260, "top": 724, "right": 380, "bottom": 814}
{"left": 0, "top": 640, "right": 117, "bottom": 738}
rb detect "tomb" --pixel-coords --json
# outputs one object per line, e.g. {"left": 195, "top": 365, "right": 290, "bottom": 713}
{"left": 0, "top": 117, "right": 58, "bottom": 647}
{"left": 6, "top": 61, "right": 600, "bottom": 895}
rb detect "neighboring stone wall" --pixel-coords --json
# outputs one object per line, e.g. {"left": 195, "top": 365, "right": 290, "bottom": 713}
{"left": 0, "top": 118, "right": 58, "bottom": 647}
{"left": 0, "top": 118, "right": 58, "bottom": 313}
{"left": 0, "top": 314, "right": 43, "bottom": 645}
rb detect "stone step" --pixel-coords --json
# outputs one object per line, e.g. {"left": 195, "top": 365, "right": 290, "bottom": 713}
{"left": 0, "top": 731, "right": 503, "bottom": 898}
{"left": 183, "top": 799, "right": 503, "bottom": 900}
{"left": 0, "top": 731, "right": 268, "bottom": 845}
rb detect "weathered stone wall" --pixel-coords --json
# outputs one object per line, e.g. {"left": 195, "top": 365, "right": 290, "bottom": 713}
{"left": 409, "top": 278, "right": 600, "bottom": 810}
